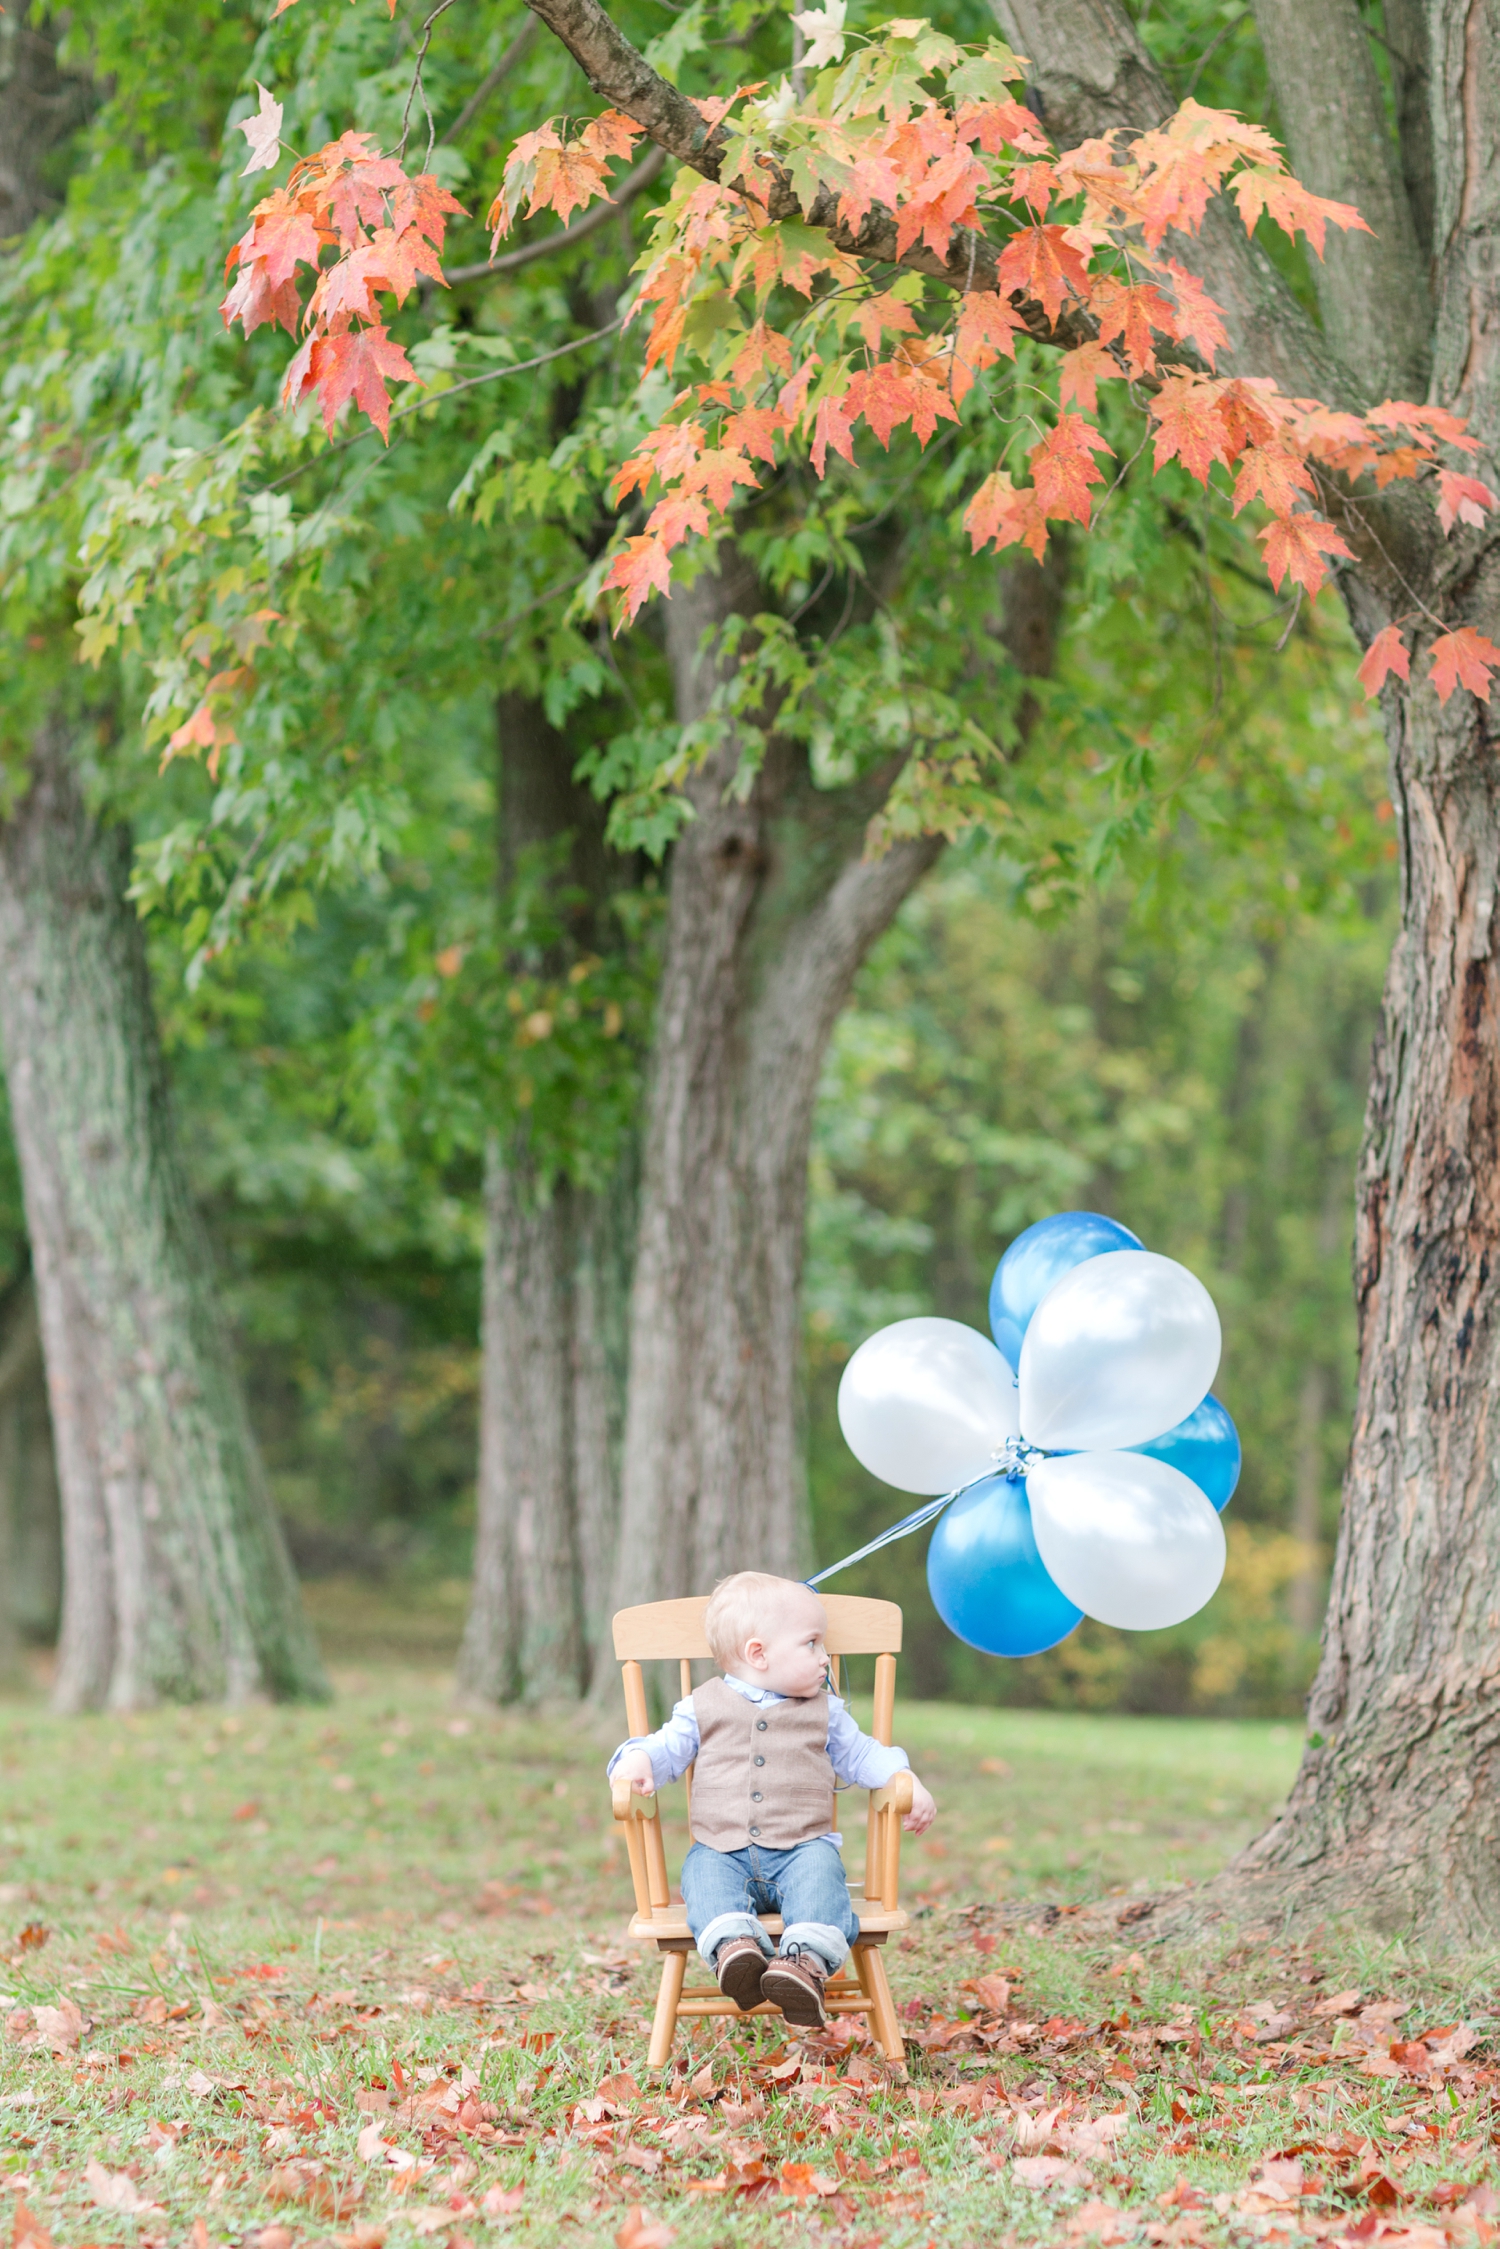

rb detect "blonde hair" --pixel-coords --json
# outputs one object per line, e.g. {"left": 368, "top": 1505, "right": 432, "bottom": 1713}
{"left": 704, "top": 1571, "right": 823, "bottom": 1671}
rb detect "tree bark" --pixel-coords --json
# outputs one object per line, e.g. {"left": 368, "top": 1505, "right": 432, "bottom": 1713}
{"left": 0, "top": 1274, "right": 61, "bottom": 1677}
{"left": 0, "top": 720, "right": 327, "bottom": 1710}
{"left": 993, "top": 0, "right": 1500, "bottom": 1945}
{"left": 0, "top": 10, "right": 91, "bottom": 240}
{"left": 457, "top": 694, "right": 634, "bottom": 1704}
{"left": 606, "top": 540, "right": 1066, "bottom": 1629}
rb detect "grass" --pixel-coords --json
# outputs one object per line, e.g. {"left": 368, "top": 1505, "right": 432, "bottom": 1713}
{"left": 0, "top": 1664, "right": 1494, "bottom": 2249}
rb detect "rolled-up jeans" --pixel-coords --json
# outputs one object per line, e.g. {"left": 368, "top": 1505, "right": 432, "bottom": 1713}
{"left": 681, "top": 1837, "right": 859, "bottom": 1974}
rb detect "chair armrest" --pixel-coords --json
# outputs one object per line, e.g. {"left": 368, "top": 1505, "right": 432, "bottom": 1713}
{"left": 869, "top": 1770, "right": 914, "bottom": 1818}
{"left": 612, "top": 1776, "right": 659, "bottom": 1821}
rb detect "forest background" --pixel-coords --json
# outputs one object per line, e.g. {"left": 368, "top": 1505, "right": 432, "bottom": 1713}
{"left": 0, "top": 0, "right": 1399, "bottom": 1717}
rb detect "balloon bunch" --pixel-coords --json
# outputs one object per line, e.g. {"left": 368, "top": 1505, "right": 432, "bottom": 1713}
{"left": 833, "top": 1213, "right": 1240, "bottom": 1658}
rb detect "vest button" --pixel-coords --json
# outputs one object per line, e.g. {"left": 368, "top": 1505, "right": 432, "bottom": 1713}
{"left": 751, "top": 1790, "right": 763, "bottom": 1801}
{"left": 756, "top": 1719, "right": 768, "bottom": 1730}
{"left": 749, "top": 1824, "right": 760, "bottom": 1836}
{"left": 754, "top": 1755, "right": 765, "bottom": 1766}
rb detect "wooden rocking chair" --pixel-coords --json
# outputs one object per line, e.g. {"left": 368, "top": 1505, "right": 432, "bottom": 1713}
{"left": 609, "top": 1594, "right": 910, "bottom": 2068}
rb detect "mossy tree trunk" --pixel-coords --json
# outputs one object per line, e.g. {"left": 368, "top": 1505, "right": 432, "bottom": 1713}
{"left": 0, "top": 721, "right": 326, "bottom": 1709}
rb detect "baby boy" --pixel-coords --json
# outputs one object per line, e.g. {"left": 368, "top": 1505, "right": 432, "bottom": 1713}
{"left": 609, "top": 1571, "right": 936, "bottom": 2025}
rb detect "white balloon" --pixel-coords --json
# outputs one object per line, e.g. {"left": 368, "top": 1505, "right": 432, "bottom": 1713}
{"left": 838, "top": 1317, "right": 1020, "bottom": 1495}
{"left": 1027, "top": 1451, "right": 1226, "bottom": 1630}
{"left": 1018, "top": 1248, "right": 1221, "bottom": 1451}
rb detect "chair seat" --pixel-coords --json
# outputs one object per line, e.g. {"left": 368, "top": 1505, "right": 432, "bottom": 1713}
{"left": 628, "top": 1895, "right": 907, "bottom": 1944}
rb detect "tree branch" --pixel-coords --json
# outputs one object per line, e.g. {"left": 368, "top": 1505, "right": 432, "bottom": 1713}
{"left": 520, "top": 0, "right": 1090, "bottom": 338}
{"left": 1248, "top": 0, "right": 1431, "bottom": 401}
{"left": 441, "top": 14, "right": 539, "bottom": 145}
{"left": 444, "top": 142, "right": 666, "bottom": 283}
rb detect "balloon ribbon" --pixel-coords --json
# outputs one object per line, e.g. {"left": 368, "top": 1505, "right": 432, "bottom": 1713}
{"left": 806, "top": 1439, "right": 1046, "bottom": 1588}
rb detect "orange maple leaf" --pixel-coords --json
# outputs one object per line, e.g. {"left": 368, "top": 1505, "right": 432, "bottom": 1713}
{"left": 603, "top": 534, "right": 675, "bottom": 628}
{"left": 305, "top": 323, "right": 419, "bottom": 440}
{"left": 1058, "top": 341, "right": 1118, "bottom": 414}
{"left": 295, "top": 134, "right": 407, "bottom": 244}
{"left": 1030, "top": 413, "right": 1113, "bottom": 526}
{"left": 1257, "top": 511, "right": 1353, "bottom": 595}
{"left": 812, "top": 393, "right": 857, "bottom": 477}
{"left": 1357, "top": 623, "right": 1411, "bottom": 700}
{"left": 1436, "top": 471, "right": 1498, "bottom": 535}
{"left": 963, "top": 469, "right": 1050, "bottom": 560}
{"left": 1091, "top": 278, "right": 1179, "bottom": 379}
{"left": 996, "top": 225, "right": 1089, "bottom": 327}
{"left": 682, "top": 447, "right": 761, "bottom": 510}
{"left": 1233, "top": 168, "right": 1372, "bottom": 256}
{"left": 952, "top": 290, "right": 1025, "bottom": 393}
{"left": 1372, "top": 444, "right": 1433, "bottom": 488}
{"left": 1231, "top": 445, "right": 1315, "bottom": 517}
{"left": 1429, "top": 626, "right": 1500, "bottom": 705}
{"left": 1150, "top": 377, "right": 1235, "bottom": 482}
{"left": 722, "top": 405, "right": 786, "bottom": 465}
{"left": 852, "top": 291, "right": 921, "bottom": 353}
{"left": 1163, "top": 261, "right": 1229, "bottom": 368}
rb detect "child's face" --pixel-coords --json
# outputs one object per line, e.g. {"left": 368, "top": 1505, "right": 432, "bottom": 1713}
{"left": 734, "top": 1590, "right": 830, "bottom": 1698}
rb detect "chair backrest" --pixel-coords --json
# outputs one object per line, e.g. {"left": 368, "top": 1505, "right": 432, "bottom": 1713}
{"left": 611, "top": 1594, "right": 906, "bottom": 1921}
{"left": 612, "top": 1592, "right": 902, "bottom": 1661}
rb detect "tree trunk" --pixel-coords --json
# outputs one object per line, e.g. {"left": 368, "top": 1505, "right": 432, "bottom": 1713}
{"left": 0, "top": 719, "right": 326, "bottom": 1709}
{"left": 457, "top": 694, "right": 633, "bottom": 1704}
{"left": 0, "top": 1274, "right": 61, "bottom": 1678}
{"left": 995, "top": 0, "right": 1500, "bottom": 1944}
{"left": 0, "top": 10, "right": 91, "bottom": 239}
{"left": 607, "top": 543, "right": 1064, "bottom": 1625}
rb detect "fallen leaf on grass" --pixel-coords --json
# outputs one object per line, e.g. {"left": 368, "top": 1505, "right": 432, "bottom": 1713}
{"left": 84, "top": 2159, "right": 163, "bottom": 2215}
{"left": 356, "top": 2122, "right": 395, "bottom": 2163}
{"left": 480, "top": 2187, "right": 523, "bottom": 2216}
{"left": 32, "top": 2000, "right": 85, "bottom": 2052}
{"left": 596, "top": 2073, "right": 639, "bottom": 2104}
{"left": 615, "top": 2210, "right": 674, "bottom": 2249}
{"left": 1014, "top": 2156, "right": 1092, "bottom": 2189}
{"left": 620, "top": 2142, "right": 664, "bottom": 2175}
{"left": 1311, "top": 1988, "right": 1362, "bottom": 2016}
{"left": 778, "top": 2163, "right": 841, "bottom": 2200}
{"left": 1066, "top": 2201, "right": 1137, "bottom": 2243}
{"left": 13, "top": 2201, "right": 53, "bottom": 2249}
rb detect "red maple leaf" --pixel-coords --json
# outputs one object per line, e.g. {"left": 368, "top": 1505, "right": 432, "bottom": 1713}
{"left": 682, "top": 447, "right": 761, "bottom": 511}
{"left": 1357, "top": 624, "right": 1412, "bottom": 700}
{"left": 952, "top": 290, "right": 1025, "bottom": 392}
{"left": 996, "top": 225, "right": 1090, "bottom": 327}
{"left": 1231, "top": 445, "right": 1315, "bottom": 517}
{"left": 1092, "top": 279, "right": 1179, "bottom": 378}
{"left": 603, "top": 534, "right": 675, "bottom": 627}
{"left": 1257, "top": 511, "right": 1353, "bottom": 595}
{"left": 812, "top": 393, "right": 857, "bottom": 477}
{"left": 1429, "top": 626, "right": 1500, "bottom": 705}
{"left": 963, "top": 469, "right": 1050, "bottom": 559}
{"left": 1233, "top": 167, "right": 1372, "bottom": 256}
{"left": 845, "top": 363, "right": 923, "bottom": 448}
{"left": 1163, "top": 261, "right": 1229, "bottom": 368}
{"left": 388, "top": 173, "right": 467, "bottom": 251}
{"left": 1150, "top": 377, "right": 1234, "bottom": 482}
{"left": 306, "top": 323, "right": 419, "bottom": 440}
{"left": 1030, "top": 413, "right": 1113, "bottom": 526}
{"left": 1436, "top": 471, "right": 1498, "bottom": 535}
{"left": 722, "top": 406, "right": 786, "bottom": 465}
{"left": 1058, "top": 341, "right": 1118, "bottom": 414}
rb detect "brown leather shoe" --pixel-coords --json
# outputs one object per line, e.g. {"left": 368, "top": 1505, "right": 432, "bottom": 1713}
{"left": 715, "top": 1937, "right": 767, "bottom": 2010}
{"left": 761, "top": 1949, "right": 827, "bottom": 2027}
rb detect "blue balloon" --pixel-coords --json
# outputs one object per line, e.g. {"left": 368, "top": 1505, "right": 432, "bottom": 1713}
{"left": 988, "top": 1210, "right": 1144, "bottom": 1371}
{"left": 1129, "top": 1392, "right": 1241, "bottom": 1511}
{"left": 927, "top": 1474, "right": 1083, "bottom": 1658}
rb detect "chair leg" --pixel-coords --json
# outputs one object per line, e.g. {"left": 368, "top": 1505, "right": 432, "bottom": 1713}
{"left": 854, "top": 1942, "right": 904, "bottom": 2064}
{"left": 647, "top": 1947, "right": 688, "bottom": 2069}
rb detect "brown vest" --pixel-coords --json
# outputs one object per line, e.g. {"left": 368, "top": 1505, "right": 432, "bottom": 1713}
{"left": 688, "top": 1677, "right": 834, "bottom": 1851}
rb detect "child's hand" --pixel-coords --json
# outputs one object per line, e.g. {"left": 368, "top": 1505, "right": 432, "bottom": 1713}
{"left": 616, "top": 1750, "right": 656, "bottom": 1794}
{"left": 904, "top": 1775, "right": 937, "bottom": 1834}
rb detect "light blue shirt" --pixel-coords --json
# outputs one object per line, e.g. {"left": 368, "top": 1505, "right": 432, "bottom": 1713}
{"left": 607, "top": 1672, "right": 909, "bottom": 1847}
